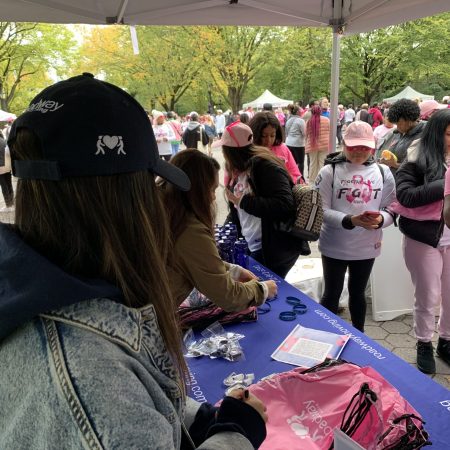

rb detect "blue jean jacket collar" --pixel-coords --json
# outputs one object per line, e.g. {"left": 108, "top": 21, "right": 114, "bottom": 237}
{"left": 42, "top": 298, "right": 150, "bottom": 353}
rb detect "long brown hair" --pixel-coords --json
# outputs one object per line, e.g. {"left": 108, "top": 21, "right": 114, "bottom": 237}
{"left": 222, "top": 144, "right": 287, "bottom": 180}
{"left": 11, "top": 129, "right": 187, "bottom": 385}
{"left": 159, "top": 148, "right": 220, "bottom": 241}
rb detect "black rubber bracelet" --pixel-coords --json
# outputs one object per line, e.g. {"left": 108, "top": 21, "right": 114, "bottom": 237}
{"left": 286, "top": 296, "right": 302, "bottom": 306}
{"left": 293, "top": 304, "right": 307, "bottom": 314}
{"left": 279, "top": 311, "right": 297, "bottom": 321}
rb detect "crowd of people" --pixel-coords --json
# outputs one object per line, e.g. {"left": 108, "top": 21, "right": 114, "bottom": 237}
{"left": 0, "top": 74, "right": 450, "bottom": 448}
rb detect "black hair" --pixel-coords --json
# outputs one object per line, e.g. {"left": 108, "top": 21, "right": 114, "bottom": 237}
{"left": 167, "top": 111, "right": 175, "bottom": 119}
{"left": 387, "top": 99, "right": 420, "bottom": 123}
{"left": 288, "top": 104, "right": 299, "bottom": 115}
{"left": 239, "top": 112, "right": 250, "bottom": 124}
{"left": 416, "top": 109, "right": 450, "bottom": 182}
{"left": 249, "top": 111, "right": 284, "bottom": 146}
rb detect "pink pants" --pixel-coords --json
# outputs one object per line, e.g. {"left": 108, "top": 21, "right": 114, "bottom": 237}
{"left": 403, "top": 235, "right": 450, "bottom": 342}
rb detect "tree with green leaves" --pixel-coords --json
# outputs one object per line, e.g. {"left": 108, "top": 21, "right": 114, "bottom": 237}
{"left": 339, "top": 12, "right": 450, "bottom": 105}
{"left": 0, "top": 22, "right": 76, "bottom": 113}
{"left": 248, "top": 27, "right": 331, "bottom": 106}
{"left": 192, "top": 26, "right": 275, "bottom": 113}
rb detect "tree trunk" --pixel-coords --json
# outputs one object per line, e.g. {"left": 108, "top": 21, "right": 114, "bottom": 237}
{"left": 228, "top": 86, "right": 241, "bottom": 114}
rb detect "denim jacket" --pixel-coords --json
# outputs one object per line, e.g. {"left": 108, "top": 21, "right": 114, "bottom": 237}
{"left": 0, "top": 224, "right": 256, "bottom": 449}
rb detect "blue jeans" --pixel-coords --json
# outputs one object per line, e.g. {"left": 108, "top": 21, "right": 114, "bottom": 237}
{"left": 171, "top": 143, "right": 180, "bottom": 155}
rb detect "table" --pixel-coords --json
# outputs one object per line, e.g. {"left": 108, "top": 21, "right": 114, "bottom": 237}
{"left": 186, "top": 260, "right": 450, "bottom": 449}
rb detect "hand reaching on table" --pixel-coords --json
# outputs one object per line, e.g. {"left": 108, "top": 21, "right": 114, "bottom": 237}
{"left": 263, "top": 280, "right": 278, "bottom": 299}
{"left": 227, "top": 388, "right": 268, "bottom": 423}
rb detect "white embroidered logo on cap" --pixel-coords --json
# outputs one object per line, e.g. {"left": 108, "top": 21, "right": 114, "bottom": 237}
{"left": 95, "top": 135, "right": 126, "bottom": 155}
{"left": 26, "top": 99, "right": 64, "bottom": 113}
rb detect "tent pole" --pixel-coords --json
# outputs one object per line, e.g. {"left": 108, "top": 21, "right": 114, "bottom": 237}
{"left": 329, "top": 29, "right": 341, "bottom": 153}
{"left": 329, "top": 0, "right": 344, "bottom": 154}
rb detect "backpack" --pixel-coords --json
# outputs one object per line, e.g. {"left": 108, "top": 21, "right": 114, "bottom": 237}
{"left": 367, "top": 112, "right": 375, "bottom": 126}
{"left": 277, "top": 185, "right": 324, "bottom": 241}
{"left": 248, "top": 359, "right": 429, "bottom": 450}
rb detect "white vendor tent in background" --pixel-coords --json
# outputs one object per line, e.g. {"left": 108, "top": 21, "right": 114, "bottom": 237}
{"left": 0, "top": 110, "right": 16, "bottom": 122}
{"left": 384, "top": 86, "right": 434, "bottom": 103}
{"left": 242, "top": 90, "right": 292, "bottom": 109}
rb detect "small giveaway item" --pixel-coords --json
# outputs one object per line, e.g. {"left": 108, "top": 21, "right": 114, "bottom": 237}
{"left": 178, "top": 288, "right": 257, "bottom": 330}
{"left": 184, "top": 322, "right": 245, "bottom": 362}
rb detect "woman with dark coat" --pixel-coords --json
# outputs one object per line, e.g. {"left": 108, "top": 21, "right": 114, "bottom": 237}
{"left": 395, "top": 109, "right": 450, "bottom": 374}
{"left": 216, "top": 121, "right": 309, "bottom": 278}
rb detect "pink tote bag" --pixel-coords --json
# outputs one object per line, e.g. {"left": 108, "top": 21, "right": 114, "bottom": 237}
{"left": 248, "top": 360, "right": 428, "bottom": 450}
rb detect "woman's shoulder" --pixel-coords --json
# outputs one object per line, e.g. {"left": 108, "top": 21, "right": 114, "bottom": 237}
{"left": 273, "top": 143, "right": 290, "bottom": 153}
{"left": 249, "top": 154, "right": 280, "bottom": 170}
{"left": 176, "top": 214, "right": 212, "bottom": 248}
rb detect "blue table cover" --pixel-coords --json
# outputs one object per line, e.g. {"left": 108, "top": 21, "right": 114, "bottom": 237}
{"left": 186, "top": 259, "right": 450, "bottom": 449}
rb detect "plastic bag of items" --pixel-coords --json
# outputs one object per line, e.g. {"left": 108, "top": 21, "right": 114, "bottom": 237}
{"left": 178, "top": 288, "right": 257, "bottom": 330}
{"left": 184, "top": 322, "right": 245, "bottom": 362}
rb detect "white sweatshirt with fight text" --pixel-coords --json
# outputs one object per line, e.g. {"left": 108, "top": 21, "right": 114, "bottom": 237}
{"left": 315, "top": 161, "right": 396, "bottom": 260}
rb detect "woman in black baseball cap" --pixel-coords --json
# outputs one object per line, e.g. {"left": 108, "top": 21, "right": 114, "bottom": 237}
{"left": 0, "top": 74, "right": 267, "bottom": 449}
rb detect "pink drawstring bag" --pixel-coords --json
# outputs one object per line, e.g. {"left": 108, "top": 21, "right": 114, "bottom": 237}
{"left": 249, "top": 360, "right": 429, "bottom": 450}
{"left": 388, "top": 200, "right": 443, "bottom": 221}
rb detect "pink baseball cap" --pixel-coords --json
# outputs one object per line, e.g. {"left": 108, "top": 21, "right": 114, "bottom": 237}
{"left": 419, "top": 100, "right": 446, "bottom": 120}
{"left": 212, "top": 121, "right": 253, "bottom": 148}
{"left": 344, "top": 121, "right": 375, "bottom": 149}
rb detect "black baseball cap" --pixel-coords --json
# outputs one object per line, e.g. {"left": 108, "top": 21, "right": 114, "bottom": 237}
{"left": 8, "top": 73, "right": 190, "bottom": 191}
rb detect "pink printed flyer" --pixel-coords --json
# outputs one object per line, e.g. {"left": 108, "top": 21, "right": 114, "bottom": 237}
{"left": 271, "top": 324, "right": 350, "bottom": 368}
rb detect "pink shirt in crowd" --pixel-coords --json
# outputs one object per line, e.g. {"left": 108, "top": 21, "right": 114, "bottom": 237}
{"left": 373, "top": 124, "right": 396, "bottom": 145}
{"left": 445, "top": 165, "right": 450, "bottom": 196}
{"left": 271, "top": 143, "right": 302, "bottom": 183}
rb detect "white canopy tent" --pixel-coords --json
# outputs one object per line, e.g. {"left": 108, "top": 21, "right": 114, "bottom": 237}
{"left": 384, "top": 86, "right": 434, "bottom": 103}
{"left": 243, "top": 90, "right": 292, "bottom": 109}
{"left": 0, "top": 110, "right": 16, "bottom": 122}
{"left": 1, "top": 0, "right": 449, "bottom": 149}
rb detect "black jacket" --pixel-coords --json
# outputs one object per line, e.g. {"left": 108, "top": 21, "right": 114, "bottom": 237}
{"left": 182, "top": 124, "right": 209, "bottom": 150}
{"left": 226, "top": 156, "right": 309, "bottom": 278}
{"left": 0, "top": 137, "right": 5, "bottom": 167}
{"left": 379, "top": 122, "right": 427, "bottom": 175}
{"left": 396, "top": 159, "right": 445, "bottom": 247}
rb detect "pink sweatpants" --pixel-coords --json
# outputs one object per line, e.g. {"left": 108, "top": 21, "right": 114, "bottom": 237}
{"left": 403, "top": 235, "right": 450, "bottom": 342}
